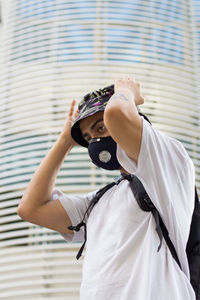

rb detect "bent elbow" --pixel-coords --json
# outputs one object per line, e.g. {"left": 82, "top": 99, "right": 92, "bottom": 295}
{"left": 17, "top": 200, "right": 34, "bottom": 222}
{"left": 17, "top": 203, "right": 28, "bottom": 220}
{"left": 104, "top": 104, "right": 122, "bottom": 130}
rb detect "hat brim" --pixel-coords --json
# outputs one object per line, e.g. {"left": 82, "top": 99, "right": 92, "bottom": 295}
{"left": 71, "top": 107, "right": 105, "bottom": 148}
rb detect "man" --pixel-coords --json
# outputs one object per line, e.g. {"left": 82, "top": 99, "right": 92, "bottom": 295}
{"left": 17, "top": 77, "right": 195, "bottom": 299}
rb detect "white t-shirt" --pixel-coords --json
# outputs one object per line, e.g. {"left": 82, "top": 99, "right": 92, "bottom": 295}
{"left": 52, "top": 118, "right": 196, "bottom": 300}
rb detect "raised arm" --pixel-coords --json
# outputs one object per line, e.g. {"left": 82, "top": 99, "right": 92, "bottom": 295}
{"left": 17, "top": 100, "right": 78, "bottom": 235}
{"left": 104, "top": 77, "right": 145, "bottom": 164}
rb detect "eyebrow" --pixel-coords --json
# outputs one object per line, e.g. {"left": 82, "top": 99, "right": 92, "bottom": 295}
{"left": 82, "top": 119, "right": 103, "bottom": 139}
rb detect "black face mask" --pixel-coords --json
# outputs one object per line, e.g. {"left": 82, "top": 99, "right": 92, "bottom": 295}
{"left": 88, "top": 136, "right": 121, "bottom": 170}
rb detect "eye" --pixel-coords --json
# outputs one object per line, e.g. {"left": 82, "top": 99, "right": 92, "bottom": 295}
{"left": 98, "top": 125, "right": 105, "bottom": 133}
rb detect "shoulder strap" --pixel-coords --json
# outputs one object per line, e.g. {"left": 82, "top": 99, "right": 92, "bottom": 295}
{"left": 128, "top": 174, "right": 182, "bottom": 269}
{"left": 69, "top": 171, "right": 190, "bottom": 266}
{"left": 68, "top": 174, "right": 126, "bottom": 259}
{"left": 195, "top": 186, "right": 199, "bottom": 204}
{"left": 186, "top": 186, "right": 200, "bottom": 257}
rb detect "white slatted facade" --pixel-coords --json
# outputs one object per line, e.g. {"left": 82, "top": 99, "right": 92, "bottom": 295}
{"left": 0, "top": 0, "right": 199, "bottom": 299}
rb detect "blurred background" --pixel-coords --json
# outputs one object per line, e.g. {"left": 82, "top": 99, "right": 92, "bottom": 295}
{"left": 0, "top": 0, "right": 200, "bottom": 299}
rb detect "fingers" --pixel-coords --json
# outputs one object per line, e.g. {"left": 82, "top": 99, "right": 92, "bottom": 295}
{"left": 114, "top": 76, "right": 141, "bottom": 90}
{"left": 74, "top": 108, "right": 79, "bottom": 119}
{"left": 114, "top": 76, "right": 145, "bottom": 105}
{"left": 114, "top": 76, "right": 140, "bottom": 87}
{"left": 68, "top": 99, "right": 77, "bottom": 118}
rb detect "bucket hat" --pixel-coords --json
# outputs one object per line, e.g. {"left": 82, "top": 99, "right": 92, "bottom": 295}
{"left": 71, "top": 84, "right": 114, "bottom": 147}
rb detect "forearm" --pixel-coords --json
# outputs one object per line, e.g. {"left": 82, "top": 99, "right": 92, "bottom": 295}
{"left": 19, "top": 135, "right": 74, "bottom": 211}
{"left": 104, "top": 78, "right": 143, "bottom": 163}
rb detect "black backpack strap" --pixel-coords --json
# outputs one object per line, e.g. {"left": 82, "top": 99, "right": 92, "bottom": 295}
{"left": 127, "top": 174, "right": 182, "bottom": 269}
{"left": 186, "top": 186, "right": 200, "bottom": 257}
{"left": 186, "top": 186, "right": 200, "bottom": 298}
{"left": 69, "top": 172, "right": 183, "bottom": 268}
{"left": 68, "top": 174, "right": 126, "bottom": 259}
{"left": 195, "top": 186, "right": 199, "bottom": 204}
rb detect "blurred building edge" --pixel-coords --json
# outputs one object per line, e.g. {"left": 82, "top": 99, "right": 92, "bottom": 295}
{"left": 0, "top": 0, "right": 200, "bottom": 299}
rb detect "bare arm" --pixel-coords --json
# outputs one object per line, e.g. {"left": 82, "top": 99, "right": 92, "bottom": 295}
{"left": 104, "top": 77, "right": 145, "bottom": 164}
{"left": 17, "top": 100, "right": 78, "bottom": 234}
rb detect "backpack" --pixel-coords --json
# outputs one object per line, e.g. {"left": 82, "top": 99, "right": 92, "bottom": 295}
{"left": 68, "top": 173, "right": 200, "bottom": 300}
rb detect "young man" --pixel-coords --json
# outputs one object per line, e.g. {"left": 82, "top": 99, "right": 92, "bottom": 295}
{"left": 18, "top": 77, "right": 196, "bottom": 299}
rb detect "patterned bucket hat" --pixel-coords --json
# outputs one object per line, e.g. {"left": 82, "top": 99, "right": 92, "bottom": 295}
{"left": 71, "top": 84, "right": 114, "bottom": 147}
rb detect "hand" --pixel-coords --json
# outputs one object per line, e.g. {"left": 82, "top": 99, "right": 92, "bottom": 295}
{"left": 60, "top": 100, "right": 79, "bottom": 146}
{"left": 114, "top": 77, "right": 145, "bottom": 106}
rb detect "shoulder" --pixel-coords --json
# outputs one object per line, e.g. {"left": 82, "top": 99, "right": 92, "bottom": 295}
{"left": 52, "top": 188, "right": 97, "bottom": 207}
{"left": 117, "top": 118, "right": 193, "bottom": 178}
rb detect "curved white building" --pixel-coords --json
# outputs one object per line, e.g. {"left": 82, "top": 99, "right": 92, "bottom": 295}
{"left": 0, "top": 0, "right": 199, "bottom": 299}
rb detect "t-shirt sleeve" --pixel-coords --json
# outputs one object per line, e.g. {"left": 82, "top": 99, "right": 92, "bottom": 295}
{"left": 51, "top": 188, "right": 97, "bottom": 242}
{"left": 117, "top": 118, "right": 195, "bottom": 248}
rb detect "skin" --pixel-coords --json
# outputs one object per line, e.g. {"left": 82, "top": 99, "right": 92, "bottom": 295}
{"left": 17, "top": 77, "right": 145, "bottom": 236}
{"left": 80, "top": 111, "right": 108, "bottom": 143}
